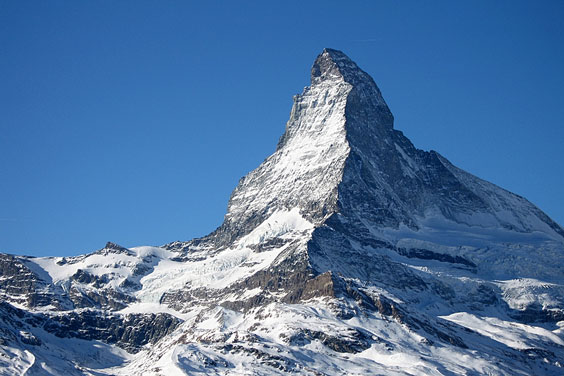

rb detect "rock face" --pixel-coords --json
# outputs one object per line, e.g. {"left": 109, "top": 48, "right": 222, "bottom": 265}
{"left": 1, "top": 49, "right": 563, "bottom": 375}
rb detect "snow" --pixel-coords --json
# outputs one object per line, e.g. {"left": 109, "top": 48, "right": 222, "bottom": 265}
{"left": 136, "top": 243, "right": 282, "bottom": 301}
{"left": 497, "top": 278, "right": 564, "bottom": 311}
{"left": 133, "top": 210, "right": 313, "bottom": 304}
{"left": 379, "top": 211, "right": 564, "bottom": 282}
{"left": 111, "top": 298, "right": 564, "bottom": 376}
{"left": 0, "top": 348, "right": 35, "bottom": 376}
{"left": 224, "top": 76, "right": 352, "bottom": 231}
{"left": 394, "top": 143, "right": 419, "bottom": 177}
{"left": 27, "top": 246, "right": 175, "bottom": 288}
{"left": 237, "top": 208, "right": 313, "bottom": 248}
{"left": 0, "top": 316, "right": 133, "bottom": 376}
{"left": 436, "top": 153, "right": 564, "bottom": 241}
{"left": 31, "top": 253, "right": 137, "bottom": 287}
{"left": 441, "top": 312, "right": 564, "bottom": 349}
{"left": 117, "top": 302, "right": 193, "bottom": 320}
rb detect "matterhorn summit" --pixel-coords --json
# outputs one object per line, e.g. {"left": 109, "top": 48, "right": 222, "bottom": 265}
{"left": 1, "top": 49, "right": 563, "bottom": 375}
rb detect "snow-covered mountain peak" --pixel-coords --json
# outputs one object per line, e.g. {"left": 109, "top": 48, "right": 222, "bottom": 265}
{"left": 312, "top": 48, "right": 377, "bottom": 88}
{"left": 311, "top": 48, "right": 349, "bottom": 83}
{"left": 210, "top": 49, "right": 403, "bottom": 247}
{"left": 311, "top": 48, "right": 393, "bottom": 129}
{"left": 217, "top": 49, "right": 564, "bottom": 252}
{"left": 1, "top": 49, "right": 563, "bottom": 375}
{"left": 96, "top": 241, "right": 135, "bottom": 256}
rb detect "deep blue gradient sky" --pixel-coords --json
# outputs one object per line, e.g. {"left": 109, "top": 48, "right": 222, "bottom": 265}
{"left": 1, "top": 1, "right": 563, "bottom": 257}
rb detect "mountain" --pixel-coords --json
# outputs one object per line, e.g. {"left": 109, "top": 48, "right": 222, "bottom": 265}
{"left": 1, "top": 48, "right": 563, "bottom": 375}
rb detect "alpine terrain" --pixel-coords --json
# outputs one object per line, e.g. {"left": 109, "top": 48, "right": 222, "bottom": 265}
{"left": 1, "top": 49, "right": 563, "bottom": 375}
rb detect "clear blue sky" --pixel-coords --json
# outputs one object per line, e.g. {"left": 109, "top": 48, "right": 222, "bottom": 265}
{"left": 1, "top": 1, "right": 563, "bottom": 257}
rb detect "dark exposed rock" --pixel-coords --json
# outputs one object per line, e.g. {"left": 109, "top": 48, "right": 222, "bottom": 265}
{"left": 160, "top": 280, "right": 232, "bottom": 312}
{"left": 248, "top": 237, "right": 290, "bottom": 253}
{"left": 372, "top": 295, "right": 404, "bottom": 322}
{"left": 409, "top": 317, "right": 468, "bottom": 349}
{"left": 1, "top": 300, "right": 181, "bottom": 353}
{"left": 68, "top": 285, "right": 136, "bottom": 311}
{"left": 44, "top": 310, "right": 182, "bottom": 353}
{"left": 467, "top": 284, "right": 498, "bottom": 307}
{"left": 282, "top": 272, "right": 335, "bottom": 303}
{"left": 0, "top": 254, "right": 44, "bottom": 297}
{"left": 71, "top": 269, "right": 109, "bottom": 286}
{"left": 510, "top": 306, "right": 564, "bottom": 323}
{"left": 282, "top": 327, "right": 374, "bottom": 354}
{"left": 221, "top": 344, "right": 297, "bottom": 372}
{"left": 396, "top": 247, "right": 476, "bottom": 268}
{"left": 20, "top": 331, "right": 41, "bottom": 346}
{"left": 0, "top": 254, "right": 71, "bottom": 310}
{"left": 308, "top": 226, "right": 428, "bottom": 291}
{"left": 177, "top": 348, "right": 232, "bottom": 369}
{"left": 98, "top": 242, "right": 135, "bottom": 256}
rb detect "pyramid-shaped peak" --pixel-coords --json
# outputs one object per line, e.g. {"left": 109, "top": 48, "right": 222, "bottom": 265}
{"left": 310, "top": 48, "right": 394, "bottom": 131}
{"left": 99, "top": 241, "right": 133, "bottom": 255}
{"left": 311, "top": 48, "right": 370, "bottom": 85}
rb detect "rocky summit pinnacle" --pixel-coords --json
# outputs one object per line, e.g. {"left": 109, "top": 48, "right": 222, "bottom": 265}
{"left": 311, "top": 48, "right": 393, "bottom": 127}
{"left": 311, "top": 48, "right": 357, "bottom": 83}
{"left": 1, "top": 49, "right": 563, "bottom": 375}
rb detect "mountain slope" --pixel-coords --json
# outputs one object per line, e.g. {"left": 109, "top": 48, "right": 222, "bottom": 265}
{"left": 1, "top": 48, "right": 563, "bottom": 375}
